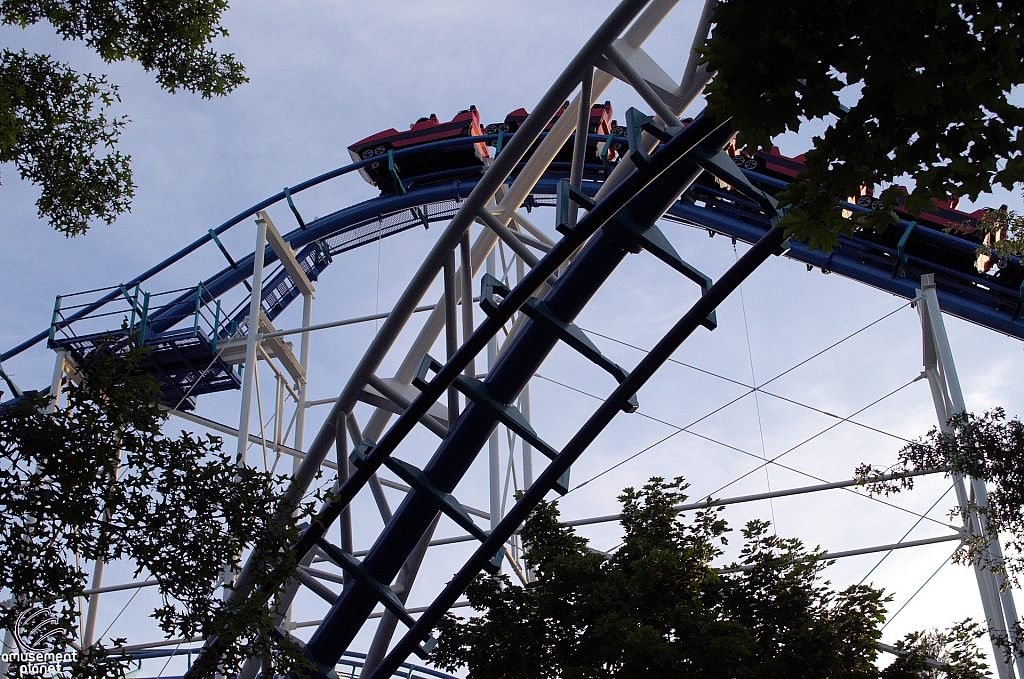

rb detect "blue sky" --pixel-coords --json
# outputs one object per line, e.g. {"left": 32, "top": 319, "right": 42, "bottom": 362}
{"left": 3, "top": 1, "right": 1024, "bottom": 675}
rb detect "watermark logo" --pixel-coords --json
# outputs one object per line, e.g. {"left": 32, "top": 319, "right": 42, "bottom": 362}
{"left": 14, "top": 609, "right": 62, "bottom": 654}
{"left": 2, "top": 607, "right": 77, "bottom": 678}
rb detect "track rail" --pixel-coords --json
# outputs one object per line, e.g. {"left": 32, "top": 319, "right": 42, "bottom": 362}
{"left": 6, "top": 2, "right": 1023, "bottom": 677}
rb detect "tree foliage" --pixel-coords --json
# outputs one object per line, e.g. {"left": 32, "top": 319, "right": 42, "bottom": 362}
{"left": 0, "top": 348, "right": 309, "bottom": 678}
{"left": 433, "top": 478, "right": 985, "bottom": 679}
{"left": 700, "top": 1, "right": 1024, "bottom": 252}
{"left": 858, "top": 409, "right": 1024, "bottom": 591}
{"left": 1, "top": 0, "right": 247, "bottom": 235}
{"left": 979, "top": 208, "right": 1024, "bottom": 258}
{"left": 882, "top": 623, "right": 990, "bottom": 679}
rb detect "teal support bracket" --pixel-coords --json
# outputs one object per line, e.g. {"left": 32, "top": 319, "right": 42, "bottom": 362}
{"left": 411, "top": 205, "right": 430, "bottom": 230}
{"left": 118, "top": 283, "right": 144, "bottom": 316}
{"left": 555, "top": 180, "right": 596, "bottom": 235}
{"left": 138, "top": 292, "right": 151, "bottom": 345}
{"left": 47, "top": 296, "right": 62, "bottom": 347}
{"left": 387, "top": 150, "right": 429, "bottom": 228}
{"left": 624, "top": 107, "right": 674, "bottom": 172}
{"left": 119, "top": 282, "right": 149, "bottom": 340}
{"left": 687, "top": 145, "right": 779, "bottom": 220}
{"left": 608, "top": 209, "right": 718, "bottom": 330}
{"left": 315, "top": 537, "right": 437, "bottom": 659}
{"left": 414, "top": 355, "right": 571, "bottom": 494}
{"left": 283, "top": 187, "right": 307, "bottom": 230}
{"left": 600, "top": 132, "right": 615, "bottom": 177}
{"left": 555, "top": 178, "right": 716, "bottom": 329}
{"left": 130, "top": 284, "right": 140, "bottom": 335}
{"left": 208, "top": 229, "right": 252, "bottom": 292}
{"left": 118, "top": 284, "right": 142, "bottom": 336}
{"left": 193, "top": 282, "right": 204, "bottom": 337}
{"left": 387, "top": 149, "right": 406, "bottom": 195}
{"left": 480, "top": 274, "right": 638, "bottom": 412}
{"left": 315, "top": 239, "right": 333, "bottom": 265}
{"left": 892, "top": 221, "right": 917, "bottom": 279}
{"left": 495, "top": 129, "right": 505, "bottom": 156}
{"left": 350, "top": 440, "right": 503, "bottom": 574}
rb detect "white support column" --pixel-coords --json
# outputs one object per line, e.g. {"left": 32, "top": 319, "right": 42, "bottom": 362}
{"left": 0, "top": 626, "right": 15, "bottom": 679}
{"left": 919, "top": 274, "right": 1019, "bottom": 679}
{"left": 567, "top": 67, "right": 594, "bottom": 233}
{"left": 520, "top": 387, "right": 533, "bottom": 488}
{"left": 236, "top": 214, "right": 269, "bottom": 464}
{"left": 460, "top": 232, "right": 476, "bottom": 380}
{"left": 46, "top": 349, "right": 66, "bottom": 413}
{"left": 293, "top": 293, "right": 313, "bottom": 459}
{"left": 82, "top": 557, "right": 105, "bottom": 647}
{"left": 515, "top": 255, "right": 534, "bottom": 488}
{"left": 595, "top": 0, "right": 717, "bottom": 201}
{"left": 274, "top": 374, "right": 285, "bottom": 450}
{"left": 487, "top": 248, "right": 501, "bottom": 531}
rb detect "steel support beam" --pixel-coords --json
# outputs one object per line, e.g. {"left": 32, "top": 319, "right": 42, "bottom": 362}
{"left": 293, "top": 291, "right": 313, "bottom": 454}
{"left": 919, "top": 273, "right": 1020, "bottom": 679}
{"left": 306, "top": 114, "right": 736, "bottom": 671}
{"left": 486, "top": 247, "right": 502, "bottom": 532}
{"left": 443, "top": 251, "right": 460, "bottom": 420}
{"left": 369, "top": 206, "right": 783, "bottom": 679}
{"left": 567, "top": 67, "right": 594, "bottom": 232}
{"left": 460, "top": 233, "right": 476, "bottom": 380}
{"left": 236, "top": 215, "right": 269, "bottom": 464}
{"left": 182, "top": 6, "right": 733, "bottom": 673}
{"left": 46, "top": 349, "right": 66, "bottom": 414}
{"left": 360, "top": 513, "right": 442, "bottom": 679}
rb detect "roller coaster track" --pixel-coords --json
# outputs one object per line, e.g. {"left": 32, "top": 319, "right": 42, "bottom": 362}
{"left": 4, "top": 2, "right": 1024, "bottom": 679}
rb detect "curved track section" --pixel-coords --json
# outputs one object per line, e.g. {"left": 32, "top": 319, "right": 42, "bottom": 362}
{"left": 4, "top": 2, "right": 1023, "bottom": 679}
{"left": 12, "top": 136, "right": 1022, "bottom": 377}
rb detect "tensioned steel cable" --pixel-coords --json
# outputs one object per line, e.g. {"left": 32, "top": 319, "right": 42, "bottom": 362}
{"left": 705, "top": 376, "right": 923, "bottom": 499}
{"left": 561, "top": 301, "right": 921, "bottom": 491}
{"left": 535, "top": 373, "right": 953, "bottom": 529}
{"left": 880, "top": 548, "right": 958, "bottom": 630}
{"left": 583, "top": 327, "right": 913, "bottom": 444}
{"left": 579, "top": 299, "right": 916, "bottom": 443}
{"left": 734, "top": 241, "right": 777, "bottom": 531}
{"left": 97, "top": 583, "right": 142, "bottom": 642}
{"left": 562, "top": 298, "right": 920, "bottom": 495}
{"left": 155, "top": 641, "right": 183, "bottom": 678}
{"left": 565, "top": 296, "right": 918, "bottom": 491}
{"left": 858, "top": 483, "right": 956, "bottom": 586}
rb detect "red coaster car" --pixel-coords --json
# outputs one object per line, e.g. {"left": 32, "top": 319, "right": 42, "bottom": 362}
{"left": 731, "top": 145, "right": 807, "bottom": 182}
{"left": 854, "top": 186, "right": 986, "bottom": 240}
{"left": 348, "top": 106, "right": 490, "bottom": 194}
{"left": 485, "top": 100, "right": 617, "bottom": 167}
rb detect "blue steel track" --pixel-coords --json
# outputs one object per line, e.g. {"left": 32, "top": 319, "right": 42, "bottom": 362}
{"left": 6, "top": 131, "right": 1023, "bottom": 367}
{"left": 6, "top": 120, "right": 1024, "bottom": 679}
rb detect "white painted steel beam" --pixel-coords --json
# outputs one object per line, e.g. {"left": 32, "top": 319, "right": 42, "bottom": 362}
{"left": 919, "top": 273, "right": 1019, "bottom": 679}
{"left": 236, "top": 215, "right": 269, "bottom": 464}
{"left": 294, "top": 291, "right": 313, "bottom": 454}
{"left": 83, "top": 579, "right": 159, "bottom": 596}
{"left": 602, "top": 43, "right": 683, "bottom": 127}
{"left": 46, "top": 349, "right": 66, "bottom": 413}
{"left": 262, "top": 211, "right": 315, "bottom": 298}
{"left": 167, "top": 407, "right": 338, "bottom": 471}
{"left": 220, "top": 0, "right": 713, "bottom": 650}
{"left": 258, "top": 300, "right": 463, "bottom": 340}
{"left": 722, "top": 534, "right": 964, "bottom": 574}
{"left": 219, "top": 312, "right": 305, "bottom": 383}
{"left": 606, "top": 38, "right": 687, "bottom": 111}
